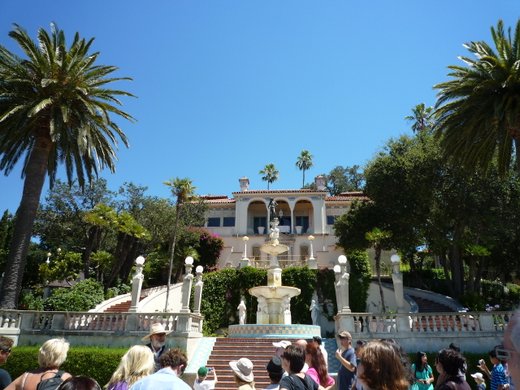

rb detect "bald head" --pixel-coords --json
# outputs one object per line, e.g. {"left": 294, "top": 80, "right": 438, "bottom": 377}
{"left": 295, "top": 339, "right": 308, "bottom": 348}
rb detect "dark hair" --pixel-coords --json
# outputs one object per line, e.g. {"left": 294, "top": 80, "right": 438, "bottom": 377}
{"left": 448, "top": 343, "right": 460, "bottom": 352}
{"left": 381, "top": 339, "right": 414, "bottom": 384}
{"left": 268, "top": 371, "right": 283, "bottom": 383}
{"left": 282, "top": 345, "right": 305, "bottom": 374}
{"left": 437, "top": 349, "right": 466, "bottom": 377}
{"left": 57, "top": 376, "right": 101, "bottom": 390}
{"left": 312, "top": 336, "right": 322, "bottom": 345}
{"left": 414, "top": 352, "right": 428, "bottom": 372}
{"left": 159, "top": 348, "right": 187, "bottom": 370}
{"left": 0, "top": 337, "right": 13, "bottom": 353}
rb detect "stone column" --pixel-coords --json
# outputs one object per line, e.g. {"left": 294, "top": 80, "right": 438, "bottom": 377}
{"left": 338, "top": 255, "right": 351, "bottom": 313}
{"left": 333, "top": 265, "right": 343, "bottom": 315}
{"left": 307, "top": 235, "right": 317, "bottom": 269}
{"left": 129, "top": 256, "right": 145, "bottom": 312}
{"left": 180, "top": 257, "right": 194, "bottom": 313}
{"left": 193, "top": 266, "right": 204, "bottom": 314}
{"left": 240, "top": 236, "right": 251, "bottom": 268}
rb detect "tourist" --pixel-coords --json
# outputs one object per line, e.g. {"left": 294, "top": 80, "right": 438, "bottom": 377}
{"left": 0, "top": 336, "right": 14, "bottom": 390}
{"left": 502, "top": 310, "right": 520, "bottom": 388}
{"left": 312, "top": 336, "right": 328, "bottom": 368}
{"left": 263, "top": 356, "right": 283, "bottom": 390}
{"left": 357, "top": 340, "right": 409, "bottom": 390}
{"left": 57, "top": 376, "right": 101, "bottom": 390}
{"left": 434, "top": 348, "right": 470, "bottom": 390}
{"left": 294, "top": 340, "right": 308, "bottom": 373}
{"left": 335, "top": 330, "right": 356, "bottom": 390}
{"left": 229, "top": 357, "right": 255, "bottom": 390}
{"left": 193, "top": 366, "right": 217, "bottom": 390}
{"left": 142, "top": 323, "right": 171, "bottom": 370}
{"left": 131, "top": 348, "right": 190, "bottom": 390}
{"left": 273, "top": 341, "right": 291, "bottom": 358}
{"left": 479, "top": 349, "right": 509, "bottom": 390}
{"left": 279, "top": 345, "right": 318, "bottom": 390}
{"left": 304, "top": 343, "right": 334, "bottom": 389}
{"left": 471, "top": 372, "right": 486, "bottom": 390}
{"left": 352, "top": 340, "right": 367, "bottom": 390}
{"left": 6, "top": 338, "right": 72, "bottom": 390}
{"left": 411, "top": 351, "right": 434, "bottom": 390}
{"left": 106, "top": 345, "right": 155, "bottom": 390}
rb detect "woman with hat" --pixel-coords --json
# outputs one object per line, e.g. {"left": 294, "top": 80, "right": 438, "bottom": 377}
{"left": 229, "top": 358, "right": 255, "bottom": 389}
{"left": 142, "top": 323, "right": 171, "bottom": 370}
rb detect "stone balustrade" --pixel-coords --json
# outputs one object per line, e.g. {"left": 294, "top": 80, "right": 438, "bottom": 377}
{"left": 336, "top": 311, "right": 511, "bottom": 353}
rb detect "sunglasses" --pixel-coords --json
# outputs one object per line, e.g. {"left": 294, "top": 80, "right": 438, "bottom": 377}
{"left": 0, "top": 348, "right": 11, "bottom": 354}
{"left": 496, "top": 347, "right": 515, "bottom": 361}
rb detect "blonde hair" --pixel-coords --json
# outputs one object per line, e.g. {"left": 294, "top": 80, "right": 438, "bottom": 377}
{"left": 38, "top": 338, "right": 69, "bottom": 368}
{"left": 107, "top": 345, "right": 154, "bottom": 388}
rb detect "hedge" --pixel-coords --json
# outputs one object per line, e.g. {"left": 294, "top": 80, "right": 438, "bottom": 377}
{"left": 4, "top": 346, "right": 127, "bottom": 386}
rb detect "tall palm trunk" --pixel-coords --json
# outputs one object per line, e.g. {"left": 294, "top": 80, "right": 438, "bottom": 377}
{"left": 375, "top": 244, "right": 386, "bottom": 313}
{"left": 0, "top": 135, "right": 51, "bottom": 308}
{"left": 302, "top": 169, "right": 306, "bottom": 188}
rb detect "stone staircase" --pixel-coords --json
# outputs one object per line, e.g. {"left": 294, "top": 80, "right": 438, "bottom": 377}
{"left": 412, "top": 296, "right": 455, "bottom": 313}
{"left": 205, "top": 338, "right": 277, "bottom": 389}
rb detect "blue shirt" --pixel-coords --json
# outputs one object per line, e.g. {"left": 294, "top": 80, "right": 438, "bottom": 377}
{"left": 490, "top": 363, "right": 507, "bottom": 390}
{"left": 337, "top": 347, "right": 356, "bottom": 390}
{"left": 131, "top": 367, "right": 191, "bottom": 390}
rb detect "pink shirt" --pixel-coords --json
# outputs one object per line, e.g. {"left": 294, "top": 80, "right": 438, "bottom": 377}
{"left": 306, "top": 368, "right": 334, "bottom": 387}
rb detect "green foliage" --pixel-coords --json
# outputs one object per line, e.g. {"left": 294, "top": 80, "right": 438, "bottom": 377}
{"left": 5, "top": 346, "right": 126, "bottom": 385}
{"left": 326, "top": 165, "right": 365, "bottom": 195}
{"left": 40, "top": 251, "right": 83, "bottom": 284}
{"left": 282, "top": 267, "right": 317, "bottom": 324}
{"left": 44, "top": 279, "right": 105, "bottom": 311}
{"left": 179, "top": 228, "right": 224, "bottom": 271}
{"left": 19, "top": 291, "right": 44, "bottom": 311}
{"left": 347, "top": 250, "right": 372, "bottom": 312}
{"left": 105, "top": 283, "right": 131, "bottom": 300}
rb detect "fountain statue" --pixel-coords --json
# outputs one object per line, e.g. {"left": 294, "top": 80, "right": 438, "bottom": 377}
{"left": 249, "top": 202, "right": 301, "bottom": 324}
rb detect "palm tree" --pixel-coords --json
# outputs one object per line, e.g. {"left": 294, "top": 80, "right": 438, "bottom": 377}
{"left": 295, "top": 150, "right": 313, "bottom": 188}
{"left": 0, "top": 24, "right": 134, "bottom": 308}
{"left": 405, "top": 103, "right": 433, "bottom": 133}
{"left": 259, "top": 163, "right": 279, "bottom": 190}
{"left": 365, "top": 228, "right": 391, "bottom": 313}
{"left": 163, "top": 177, "right": 195, "bottom": 312}
{"left": 434, "top": 19, "right": 520, "bottom": 175}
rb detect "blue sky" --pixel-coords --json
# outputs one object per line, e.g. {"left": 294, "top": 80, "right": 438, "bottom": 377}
{"left": 1, "top": 1, "right": 519, "bottom": 212}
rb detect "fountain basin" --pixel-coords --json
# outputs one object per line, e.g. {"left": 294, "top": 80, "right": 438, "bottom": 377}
{"left": 249, "top": 285, "right": 300, "bottom": 299}
{"left": 260, "top": 243, "right": 289, "bottom": 256}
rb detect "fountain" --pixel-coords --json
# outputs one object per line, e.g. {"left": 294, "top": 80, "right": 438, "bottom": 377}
{"left": 249, "top": 215, "right": 301, "bottom": 324}
{"left": 228, "top": 199, "right": 319, "bottom": 339}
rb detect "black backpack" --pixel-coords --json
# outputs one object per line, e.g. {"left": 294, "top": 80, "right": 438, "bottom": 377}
{"left": 36, "top": 370, "right": 65, "bottom": 390}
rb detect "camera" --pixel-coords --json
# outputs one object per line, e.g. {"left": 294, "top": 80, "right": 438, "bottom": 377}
{"left": 208, "top": 367, "right": 214, "bottom": 372}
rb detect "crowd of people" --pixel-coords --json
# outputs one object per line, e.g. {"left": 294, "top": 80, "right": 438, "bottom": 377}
{"left": 0, "top": 310, "right": 517, "bottom": 390}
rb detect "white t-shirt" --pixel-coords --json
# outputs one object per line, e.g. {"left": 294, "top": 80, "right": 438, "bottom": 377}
{"left": 193, "top": 379, "right": 216, "bottom": 390}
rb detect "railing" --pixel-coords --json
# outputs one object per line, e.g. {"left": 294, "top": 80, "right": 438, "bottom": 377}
{"left": 343, "top": 311, "right": 511, "bottom": 334}
{"left": 0, "top": 310, "right": 203, "bottom": 335}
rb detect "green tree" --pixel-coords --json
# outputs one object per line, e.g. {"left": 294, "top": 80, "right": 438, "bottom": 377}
{"left": 163, "top": 178, "right": 196, "bottom": 311}
{"left": 405, "top": 103, "right": 433, "bottom": 133}
{"left": 326, "top": 165, "right": 365, "bottom": 195}
{"left": 434, "top": 19, "right": 520, "bottom": 175}
{"left": 0, "top": 24, "right": 134, "bottom": 308}
{"left": 295, "top": 150, "right": 313, "bottom": 188}
{"left": 259, "top": 163, "right": 279, "bottom": 190}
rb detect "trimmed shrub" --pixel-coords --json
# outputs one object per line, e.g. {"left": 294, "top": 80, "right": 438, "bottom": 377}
{"left": 44, "top": 279, "right": 104, "bottom": 311}
{"left": 4, "top": 346, "right": 126, "bottom": 386}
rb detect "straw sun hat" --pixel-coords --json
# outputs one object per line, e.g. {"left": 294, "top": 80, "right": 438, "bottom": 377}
{"left": 141, "top": 323, "right": 172, "bottom": 342}
{"left": 229, "top": 357, "right": 254, "bottom": 383}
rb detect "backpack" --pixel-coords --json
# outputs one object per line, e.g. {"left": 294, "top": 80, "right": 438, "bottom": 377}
{"left": 36, "top": 370, "right": 65, "bottom": 390}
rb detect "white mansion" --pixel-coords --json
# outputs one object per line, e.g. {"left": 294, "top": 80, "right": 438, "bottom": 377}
{"left": 202, "top": 176, "right": 366, "bottom": 269}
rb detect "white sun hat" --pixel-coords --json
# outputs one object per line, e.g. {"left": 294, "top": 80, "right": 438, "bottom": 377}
{"left": 141, "top": 322, "right": 172, "bottom": 342}
{"left": 229, "top": 357, "right": 254, "bottom": 383}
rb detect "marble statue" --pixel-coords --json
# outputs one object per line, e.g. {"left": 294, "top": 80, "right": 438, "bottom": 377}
{"left": 237, "top": 299, "right": 247, "bottom": 325}
{"left": 310, "top": 299, "right": 321, "bottom": 326}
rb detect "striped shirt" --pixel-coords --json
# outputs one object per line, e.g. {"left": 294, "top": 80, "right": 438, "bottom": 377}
{"left": 490, "top": 363, "right": 507, "bottom": 390}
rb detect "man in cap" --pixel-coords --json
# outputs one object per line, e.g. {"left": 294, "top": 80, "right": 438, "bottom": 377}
{"left": 335, "top": 330, "right": 357, "bottom": 390}
{"left": 193, "top": 366, "right": 217, "bottom": 390}
{"left": 142, "top": 323, "right": 171, "bottom": 370}
{"left": 132, "top": 348, "right": 190, "bottom": 390}
{"left": 264, "top": 356, "right": 284, "bottom": 390}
